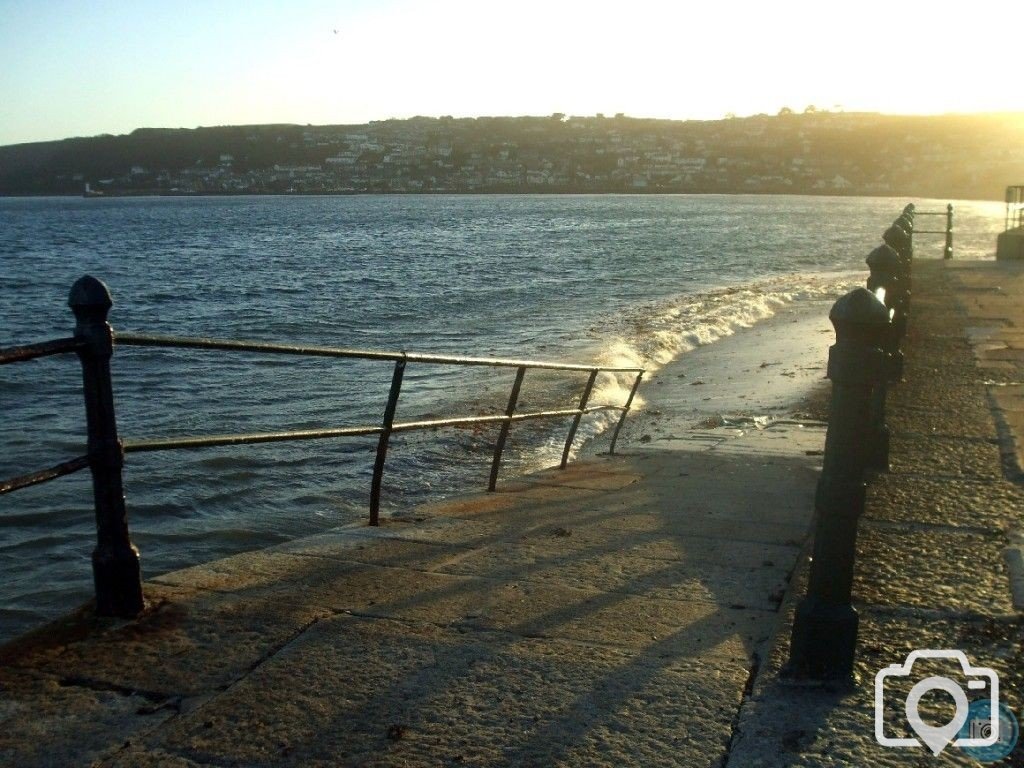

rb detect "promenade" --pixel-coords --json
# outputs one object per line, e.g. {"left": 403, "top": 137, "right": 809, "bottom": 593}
{"left": 2, "top": 260, "right": 1023, "bottom": 766}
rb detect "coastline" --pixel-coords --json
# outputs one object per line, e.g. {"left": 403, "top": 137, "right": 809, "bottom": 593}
{"left": 0, "top": 190, "right": 1006, "bottom": 202}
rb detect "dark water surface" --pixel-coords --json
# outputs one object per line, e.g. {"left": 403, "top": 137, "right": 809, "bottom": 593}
{"left": 0, "top": 194, "right": 1003, "bottom": 640}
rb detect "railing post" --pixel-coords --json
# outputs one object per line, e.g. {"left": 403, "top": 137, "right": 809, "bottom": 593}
{"left": 786, "top": 288, "right": 889, "bottom": 680}
{"left": 68, "top": 276, "right": 144, "bottom": 618}
{"left": 488, "top": 366, "right": 526, "bottom": 491}
{"left": 369, "top": 358, "right": 405, "bottom": 526}
{"left": 944, "top": 203, "right": 954, "bottom": 259}
{"left": 609, "top": 371, "right": 643, "bottom": 455}
{"left": 560, "top": 369, "right": 598, "bottom": 469}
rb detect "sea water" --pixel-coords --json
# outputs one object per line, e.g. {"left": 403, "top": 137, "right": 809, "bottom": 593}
{"left": 0, "top": 194, "right": 1004, "bottom": 640}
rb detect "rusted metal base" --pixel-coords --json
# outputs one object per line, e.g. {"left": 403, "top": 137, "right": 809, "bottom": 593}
{"left": 92, "top": 545, "right": 144, "bottom": 617}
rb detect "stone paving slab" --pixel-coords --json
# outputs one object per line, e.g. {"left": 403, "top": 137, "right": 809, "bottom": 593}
{"left": 888, "top": 433, "right": 1004, "bottom": 480}
{"left": 864, "top": 472, "right": 1024, "bottom": 529}
{"left": 117, "top": 615, "right": 752, "bottom": 768}
{"left": 0, "top": 667, "right": 176, "bottom": 768}
{"left": 3, "top": 583, "right": 333, "bottom": 698}
{"left": 854, "top": 522, "right": 1014, "bottom": 615}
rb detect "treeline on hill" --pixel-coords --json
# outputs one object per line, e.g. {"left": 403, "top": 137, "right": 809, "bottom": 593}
{"left": 1, "top": 112, "right": 1022, "bottom": 199}
{"left": 0, "top": 124, "right": 327, "bottom": 193}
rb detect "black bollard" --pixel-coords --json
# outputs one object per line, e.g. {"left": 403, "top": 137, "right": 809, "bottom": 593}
{"left": 786, "top": 288, "right": 889, "bottom": 680}
{"left": 69, "top": 276, "right": 144, "bottom": 618}
{"left": 883, "top": 223, "right": 913, "bottom": 308}
{"left": 865, "top": 245, "right": 902, "bottom": 469}
{"left": 868, "top": 242, "right": 907, "bottom": 380}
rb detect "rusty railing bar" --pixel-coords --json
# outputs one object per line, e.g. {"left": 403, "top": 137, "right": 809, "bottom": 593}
{"left": 369, "top": 359, "right": 406, "bottom": 526}
{"left": 118, "top": 405, "right": 626, "bottom": 455}
{"left": 560, "top": 369, "right": 599, "bottom": 469}
{"left": 609, "top": 372, "right": 644, "bottom": 455}
{"left": 392, "top": 406, "right": 621, "bottom": 433}
{"left": 488, "top": 366, "right": 526, "bottom": 492}
{"left": 115, "top": 333, "right": 644, "bottom": 374}
{"left": 0, "top": 455, "right": 91, "bottom": 496}
{"left": 123, "top": 425, "right": 384, "bottom": 453}
{"left": 0, "top": 337, "right": 83, "bottom": 365}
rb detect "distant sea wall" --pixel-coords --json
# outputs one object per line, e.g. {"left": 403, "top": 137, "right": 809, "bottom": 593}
{"left": 997, "top": 228, "right": 1024, "bottom": 260}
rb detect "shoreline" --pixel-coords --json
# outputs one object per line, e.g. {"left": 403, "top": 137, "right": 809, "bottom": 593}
{"left": 584, "top": 296, "right": 835, "bottom": 459}
{"left": 0, "top": 191, "right": 1006, "bottom": 202}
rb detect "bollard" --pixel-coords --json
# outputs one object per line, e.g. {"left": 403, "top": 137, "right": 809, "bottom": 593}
{"left": 786, "top": 288, "right": 889, "bottom": 680}
{"left": 882, "top": 223, "right": 913, "bottom": 309}
{"left": 944, "top": 203, "right": 954, "bottom": 259}
{"left": 902, "top": 203, "right": 915, "bottom": 218}
{"left": 69, "top": 276, "right": 144, "bottom": 618}
{"left": 868, "top": 242, "right": 907, "bottom": 382}
{"left": 865, "top": 245, "right": 902, "bottom": 469}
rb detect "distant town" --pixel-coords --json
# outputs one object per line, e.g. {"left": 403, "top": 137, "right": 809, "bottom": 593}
{"left": 2, "top": 110, "right": 1022, "bottom": 200}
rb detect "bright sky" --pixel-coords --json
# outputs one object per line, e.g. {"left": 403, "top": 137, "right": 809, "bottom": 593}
{"left": 1, "top": 0, "right": 1021, "bottom": 146}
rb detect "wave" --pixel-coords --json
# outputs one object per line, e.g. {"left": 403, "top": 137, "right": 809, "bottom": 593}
{"left": 518, "top": 270, "right": 859, "bottom": 470}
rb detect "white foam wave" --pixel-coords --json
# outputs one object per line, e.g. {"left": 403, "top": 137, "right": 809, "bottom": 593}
{"left": 534, "top": 271, "right": 860, "bottom": 466}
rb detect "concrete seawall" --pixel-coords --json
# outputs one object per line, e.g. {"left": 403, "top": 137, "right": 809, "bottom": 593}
{"left": 3, "top": 261, "right": 1023, "bottom": 766}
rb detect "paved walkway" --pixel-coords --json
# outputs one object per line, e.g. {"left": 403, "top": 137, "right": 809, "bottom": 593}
{"left": 5, "top": 260, "right": 1024, "bottom": 767}
{"left": 0, "top": 407, "right": 826, "bottom": 764}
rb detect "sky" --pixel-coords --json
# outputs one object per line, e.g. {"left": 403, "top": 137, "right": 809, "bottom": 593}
{"left": 1, "top": 0, "right": 1022, "bottom": 146}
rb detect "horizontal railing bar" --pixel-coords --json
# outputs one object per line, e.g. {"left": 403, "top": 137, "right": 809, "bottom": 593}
{"left": 913, "top": 230, "right": 951, "bottom": 234}
{"left": 0, "top": 455, "right": 91, "bottom": 496}
{"left": 911, "top": 211, "right": 949, "bottom": 215}
{"left": 115, "top": 333, "right": 644, "bottom": 373}
{"left": 0, "top": 337, "right": 83, "bottom": 365}
{"left": 120, "top": 405, "right": 624, "bottom": 454}
{"left": 390, "top": 405, "right": 621, "bottom": 434}
{"left": 123, "top": 425, "right": 384, "bottom": 452}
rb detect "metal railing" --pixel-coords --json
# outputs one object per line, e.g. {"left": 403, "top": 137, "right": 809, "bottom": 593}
{"left": 910, "top": 202, "right": 953, "bottom": 259}
{"left": 1, "top": 276, "right": 644, "bottom": 617}
{"left": 1005, "top": 185, "right": 1024, "bottom": 232}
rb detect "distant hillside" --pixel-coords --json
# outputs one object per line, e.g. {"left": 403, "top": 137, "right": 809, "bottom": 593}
{"left": 2, "top": 112, "right": 1022, "bottom": 199}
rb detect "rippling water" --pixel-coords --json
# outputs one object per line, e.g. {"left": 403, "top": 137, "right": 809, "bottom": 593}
{"left": 0, "top": 193, "right": 1004, "bottom": 640}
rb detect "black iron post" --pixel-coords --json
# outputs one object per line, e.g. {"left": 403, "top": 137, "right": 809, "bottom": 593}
{"left": 69, "top": 276, "right": 144, "bottom": 617}
{"left": 944, "top": 203, "right": 954, "bottom": 259}
{"left": 883, "top": 222, "right": 912, "bottom": 312}
{"left": 865, "top": 245, "right": 902, "bottom": 470}
{"left": 896, "top": 213, "right": 914, "bottom": 242}
{"left": 868, "top": 243, "right": 906, "bottom": 383}
{"left": 786, "top": 288, "right": 889, "bottom": 680}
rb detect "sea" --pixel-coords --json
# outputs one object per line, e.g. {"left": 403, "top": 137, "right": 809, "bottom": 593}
{"left": 0, "top": 194, "right": 1004, "bottom": 642}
